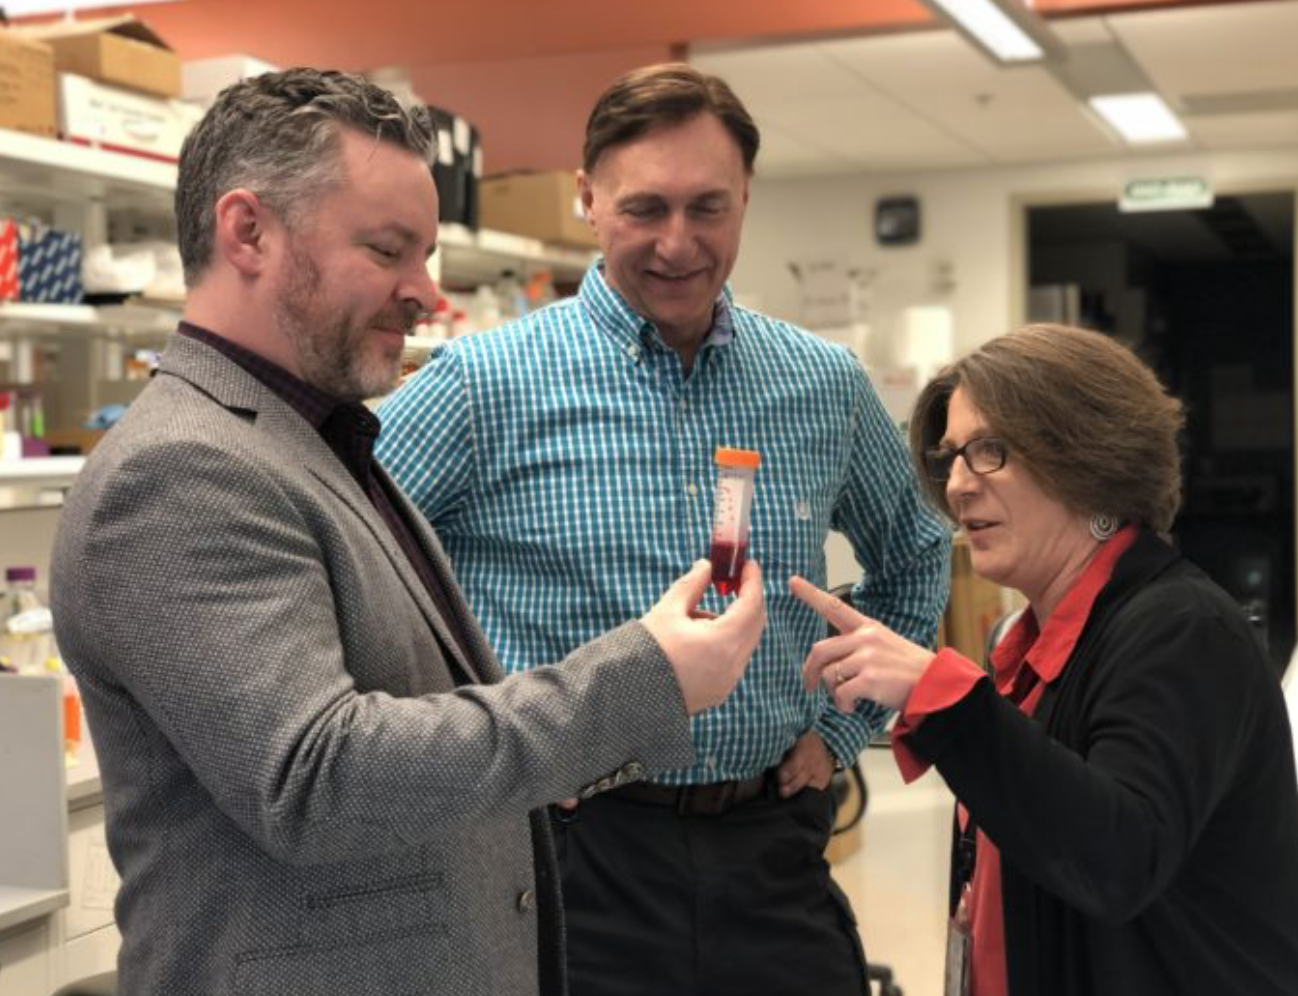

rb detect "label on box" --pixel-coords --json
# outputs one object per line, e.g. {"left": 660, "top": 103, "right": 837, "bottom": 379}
{"left": 58, "top": 72, "right": 202, "bottom": 162}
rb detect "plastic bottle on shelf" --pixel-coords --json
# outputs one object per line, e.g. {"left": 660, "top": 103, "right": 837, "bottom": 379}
{"left": 2, "top": 566, "right": 56, "bottom": 673}
{"left": 46, "top": 656, "right": 81, "bottom": 764}
{"left": 495, "top": 270, "right": 528, "bottom": 320}
{"left": 0, "top": 391, "right": 22, "bottom": 461}
{"left": 468, "top": 284, "right": 502, "bottom": 332}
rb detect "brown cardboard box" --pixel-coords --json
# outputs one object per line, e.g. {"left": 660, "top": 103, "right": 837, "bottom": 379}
{"left": 941, "top": 534, "right": 1010, "bottom": 666}
{"left": 480, "top": 171, "right": 597, "bottom": 248}
{"left": 0, "top": 31, "right": 56, "bottom": 138}
{"left": 18, "top": 16, "right": 180, "bottom": 98}
{"left": 43, "top": 428, "right": 105, "bottom": 455}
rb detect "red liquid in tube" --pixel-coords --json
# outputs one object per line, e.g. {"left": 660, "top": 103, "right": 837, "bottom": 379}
{"left": 708, "top": 447, "right": 760, "bottom": 596}
{"left": 709, "top": 539, "right": 748, "bottom": 596}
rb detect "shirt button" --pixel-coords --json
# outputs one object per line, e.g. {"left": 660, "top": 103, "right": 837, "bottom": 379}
{"left": 517, "top": 889, "right": 536, "bottom": 913}
{"left": 686, "top": 483, "right": 698, "bottom": 497}
{"left": 706, "top": 756, "right": 718, "bottom": 769}
{"left": 625, "top": 344, "right": 640, "bottom": 360}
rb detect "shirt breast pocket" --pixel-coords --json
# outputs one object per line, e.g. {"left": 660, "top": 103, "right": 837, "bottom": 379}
{"left": 750, "top": 490, "right": 831, "bottom": 581}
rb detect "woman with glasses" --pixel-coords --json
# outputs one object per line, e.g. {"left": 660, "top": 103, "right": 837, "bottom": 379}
{"left": 791, "top": 324, "right": 1298, "bottom": 996}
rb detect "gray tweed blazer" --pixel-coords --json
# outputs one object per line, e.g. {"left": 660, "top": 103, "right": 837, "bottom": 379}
{"left": 51, "top": 332, "right": 694, "bottom": 996}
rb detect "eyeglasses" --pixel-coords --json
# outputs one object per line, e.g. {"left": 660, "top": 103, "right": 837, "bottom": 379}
{"left": 924, "top": 437, "right": 1008, "bottom": 482}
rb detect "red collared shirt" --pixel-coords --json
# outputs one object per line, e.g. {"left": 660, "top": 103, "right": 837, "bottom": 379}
{"left": 893, "top": 525, "right": 1137, "bottom": 996}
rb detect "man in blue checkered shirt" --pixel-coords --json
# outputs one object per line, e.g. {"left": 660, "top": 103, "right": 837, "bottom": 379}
{"left": 379, "top": 63, "right": 950, "bottom": 996}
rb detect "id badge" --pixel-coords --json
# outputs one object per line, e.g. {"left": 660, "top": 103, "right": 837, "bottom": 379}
{"left": 944, "top": 886, "right": 972, "bottom": 996}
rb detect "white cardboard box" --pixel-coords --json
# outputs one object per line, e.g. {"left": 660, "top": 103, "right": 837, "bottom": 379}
{"left": 182, "top": 54, "right": 278, "bottom": 106}
{"left": 58, "top": 72, "right": 203, "bottom": 162}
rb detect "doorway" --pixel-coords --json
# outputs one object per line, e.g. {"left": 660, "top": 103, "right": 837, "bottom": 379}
{"left": 1027, "top": 192, "right": 1295, "bottom": 672}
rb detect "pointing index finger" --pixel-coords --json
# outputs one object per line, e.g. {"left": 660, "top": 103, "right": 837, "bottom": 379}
{"left": 789, "top": 575, "right": 870, "bottom": 633}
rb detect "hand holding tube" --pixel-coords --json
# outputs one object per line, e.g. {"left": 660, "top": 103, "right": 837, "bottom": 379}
{"left": 789, "top": 575, "right": 934, "bottom": 712}
{"left": 642, "top": 559, "right": 767, "bottom": 715}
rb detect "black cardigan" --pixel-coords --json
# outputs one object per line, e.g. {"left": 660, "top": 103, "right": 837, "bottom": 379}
{"left": 908, "top": 530, "right": 1298, "bottom": 996}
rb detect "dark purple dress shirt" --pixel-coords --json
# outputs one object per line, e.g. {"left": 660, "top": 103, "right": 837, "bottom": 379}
{"left": 176, "top": 322, "right": 475, "bottom": 677}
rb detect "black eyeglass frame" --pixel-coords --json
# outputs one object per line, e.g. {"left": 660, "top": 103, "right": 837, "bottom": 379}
{"left": 924, "top": 436, "right": 1009, "bottom": 482}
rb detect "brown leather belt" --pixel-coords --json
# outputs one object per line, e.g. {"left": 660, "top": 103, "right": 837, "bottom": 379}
{"left": 605, "top": 771, "right": 771, "bottom": 817}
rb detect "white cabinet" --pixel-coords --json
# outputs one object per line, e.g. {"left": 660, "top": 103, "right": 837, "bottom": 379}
{"left": 0, "top": 677, "right": 118, "bottom": 996}
{"left": 61, "top": 804, "right": 118, "bottom": 946}
{"left": 0, "top": 919, "right": 54, "bottom": 996}
{"left": 0, "top": 675, "right": 67, "bottom": 996}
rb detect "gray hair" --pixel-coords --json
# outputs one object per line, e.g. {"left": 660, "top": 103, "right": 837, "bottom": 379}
{"left": 176, "top": 67, "right": 436, "bottom": 284}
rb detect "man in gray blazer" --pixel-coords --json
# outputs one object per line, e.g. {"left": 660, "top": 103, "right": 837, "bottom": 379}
{"left": 50, "top": 69, "right": 766, "bottom": 996}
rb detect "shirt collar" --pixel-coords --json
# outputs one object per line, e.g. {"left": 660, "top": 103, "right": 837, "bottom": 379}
{"left": 990, "top": 523, "right": 1139, "bottom": 691}
{"left": 577, "top": 262, "right": 736, "bottom": 363}
{"left": 177, "top": 321, "right": 343, "bottom": 430}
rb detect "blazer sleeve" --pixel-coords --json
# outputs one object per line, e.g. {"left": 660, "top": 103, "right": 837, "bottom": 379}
{"left": 58, "top": 434, "right": 695, "bottom": 866}
{"left": 904, "top": 579, "right": 1260, "bottom": 924}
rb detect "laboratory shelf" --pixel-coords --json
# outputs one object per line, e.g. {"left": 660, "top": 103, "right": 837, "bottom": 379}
{"left": 0, "top": 885, "right": 69, "bottom": 934}
{"left": 0, "top": 127, "right": 176, "bottom": 211}
{"left": 0, "top": 457, "right": 86, "bottom": 488}
{"left": 0, "top": 302, "right": 179, "bottom": 336}
{"left": 438, "top": 222, "right": 594, "bottom": 285}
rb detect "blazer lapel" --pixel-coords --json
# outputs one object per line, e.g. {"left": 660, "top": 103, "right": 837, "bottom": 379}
{"left": 158, "top": 333, "right": 494, "bottom": 685}
{"left": 288, "top": 410, "right": 492, "bottom": 686}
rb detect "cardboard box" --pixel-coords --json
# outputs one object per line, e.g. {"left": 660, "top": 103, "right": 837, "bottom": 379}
{"left": 19, "top": 16, "right": 180, "bottom": 98}
{"left": 480, "top": 171, "right": 596, "bottom": 248}
{"left": 43, "top": 428, "right": 105, "bottom": 455}
{"left": 941, "top": 534, "right": 1010, "bottom": 667}
{"left": 58, "top": 73, "right": 203, "bottom": 163}
{"left": 182, "top": 54, "right": 278, "bottom": 107}
{"left": 0, "top": 31, "right": 56, "bottom": 138}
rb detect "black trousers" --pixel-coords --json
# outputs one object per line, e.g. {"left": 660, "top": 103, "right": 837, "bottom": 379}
{"left": 551, "top": 782, "right": 870, "bottom": 996}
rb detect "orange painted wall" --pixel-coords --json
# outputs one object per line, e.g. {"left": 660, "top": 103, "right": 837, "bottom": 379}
{"left": 88, "top": 0, "right": 930, "bottom": 67}
{"left": 53, "top": 0, "right": 1211, "bottom": 170}
{"left": 63, "top": 0, "right": 931, "bottom": 171}
{"left": 411, "top": 45, "right": 675, "bottom": 174}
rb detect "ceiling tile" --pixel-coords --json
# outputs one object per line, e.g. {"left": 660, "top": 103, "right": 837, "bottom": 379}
{"left": 1188, "top": 108, "right": 1298, "bottom": 150}
{"left": 819, "top": 29, "right": 1118, "bottom": 161}
{"left": 691, "top": 2, "right": 1298, "bottom": 178}
{"left": 1108, "top": 0, "right": 1298, "bottom": 99}
{"left": 689, "top": 45, "right": 865, "bottom": 103}
{"left": 754, "top": 122, "right": 864, "bottom": 177}
{"left": 757, "top": 93, "right": 986, "bottom": 168}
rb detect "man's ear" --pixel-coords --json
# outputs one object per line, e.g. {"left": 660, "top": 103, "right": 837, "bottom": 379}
{"left": 213, "top": 189, "right": 274, "bottom": 277}
{"left": 577, "top": 169, "right": 596, "bottom": 233}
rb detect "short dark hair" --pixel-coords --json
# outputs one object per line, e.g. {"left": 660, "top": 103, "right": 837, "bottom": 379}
{"left": 909, "top": 324, "right": 1185, "bottom": 535}
{"left": 583, "top": 62, "right": 760, "bottom": 173}
{"left": 176, "top": 67, "right": 436, "bottom": 284}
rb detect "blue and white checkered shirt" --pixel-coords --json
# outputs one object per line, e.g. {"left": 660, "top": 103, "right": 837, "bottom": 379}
{"left": 378, "top": 265, "right": 950, "bottom": 784}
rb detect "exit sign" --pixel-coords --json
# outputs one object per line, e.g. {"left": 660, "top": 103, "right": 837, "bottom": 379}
{"left": 1120, "top": 177, "right": 1215, "bottom": 212}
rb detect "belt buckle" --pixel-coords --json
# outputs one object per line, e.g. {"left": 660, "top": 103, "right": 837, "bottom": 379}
{"left": 675, "top": 785, "right": 692, "bottom": 817}
{"left": 714, "top": 780, "right": 737, "bottom": 814}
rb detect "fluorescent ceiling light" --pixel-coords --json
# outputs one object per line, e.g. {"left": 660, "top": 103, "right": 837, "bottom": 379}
{"left": 1089, "top": 93, "right": 1187, "bottom": 143}
{"left": 922, "top": 0, "right": 1059, "bottom": 64}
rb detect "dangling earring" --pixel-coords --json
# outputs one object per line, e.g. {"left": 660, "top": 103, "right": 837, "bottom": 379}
{"left": 1089, "top": 513, "right": 1120, "bottom": 542}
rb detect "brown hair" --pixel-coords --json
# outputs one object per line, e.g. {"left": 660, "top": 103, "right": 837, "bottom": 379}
{"left": 582, "top": 62, "right": 760, "bottom": 173}
{"left": 908, "top": 324, "right": 1185, "bottom": 534}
